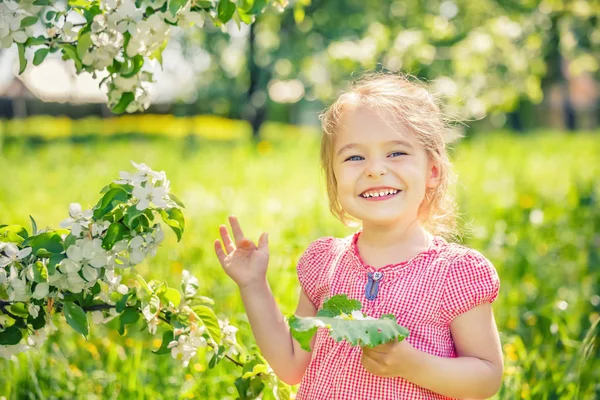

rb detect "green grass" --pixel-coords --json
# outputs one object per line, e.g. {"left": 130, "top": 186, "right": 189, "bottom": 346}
{"left": 0, "top": 130, "right": 599, "bottom": 399}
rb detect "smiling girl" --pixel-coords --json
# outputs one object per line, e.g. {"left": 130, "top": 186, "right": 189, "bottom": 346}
{"left": 215, "top": 73, "right": 503, "bottom": 399}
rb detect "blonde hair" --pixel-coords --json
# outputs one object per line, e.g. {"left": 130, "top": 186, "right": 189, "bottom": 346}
{"left": 319, "top": 72, "right": 462, "bottom": 240}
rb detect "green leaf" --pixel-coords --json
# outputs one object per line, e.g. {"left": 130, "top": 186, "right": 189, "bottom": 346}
{"left": 153, "top": 330, "right": 174, "bottom": 354}
{"left": 60, "top": 44, "right": 83, "bottom": 72}
{"left": 192, "top": 305, "right": 221, "bottom": 345}
{"left": 137, "top": 274, "right": 152, "bottom": 294}
{"left": 63, "top": 302, "right": 89, "bottom": 337}
{"left": 217, "top": 0, "right": 236, "bottom": 23}
{"left": 63, "top": 234, "right": 77, "bottom": 251}
{"left": 162, "top": 287, "right": 181, "bottom": 308}
{"left": 76, "top": 31, "right": 93, "bottom": 60}
{"left": 111, "top": 92, "right": 135, "bottom": 114}
{"left": 317, "top": 294, "right": 362, "bottom": 317}
{"left": 168, "top": 0, "right": 188, "bottom": 16}
{"left": 29, "top": 216, "right": 38, "bottom": 236}
{"left": 21, "top": 16, "right": 39, "bottom": 28}
{"left": 116, "top": 293, "right": 129, "bottom": 313}
{"left": 288, "top": 295, "right": 409, "bottom": 352}
{"left": 28, "top": 307, "right": 47, "bottom": 330}
{"left": 34, "top": 0, "right": 52, "bottom": 5}
{"left": 25, "top": 35, "right": 48, "bottom": 46}
{"left": 119, "top": 307, "right": 140, "bottom": 335}
{"left": 0, "top": 225, "right": 28, "bottom": 244}
{"left": 208, "top": 345, "right": 227, "bottom": 369}
{"left": 246, "top": 0, "right": 267, "bottom": 14}
{"left": 123, "top": 207, "right": 144, "bottom": 229}
{"left": 168, "top": 193, "right": 185, "bottom": 208}
{"left": 93, "top": 187, "right": 129, "bottom": 219}
{"left": 48, "top": 254, "right": 65, "bottom": 275}
{"left": 0, "top": 326, "right": 23, "bottom": 345}
{"left": 17, "top": 43, "right": 27, "bottom": 75}
{"left": 33, "top": 48, "right": 49, "bottom": 66}
{"left": 102, "top": 222, "right": 127, "bottom": 250}
{"left": 33, "top": 261, "right": 48, "bottom": 283}
{"left": 159, "top": 208, "right": 185, "bottom": 242}
{"left": 29, "top": 232, "right": 64, "bottom": 256}
{"left": 46, "top": 11, "right": 57, "bottom": 21}
{"left": 120, "top": 54, "right": 144, "bottom": 78}
{"left": 276, "top": 379, "right": 292, "bottom": 400}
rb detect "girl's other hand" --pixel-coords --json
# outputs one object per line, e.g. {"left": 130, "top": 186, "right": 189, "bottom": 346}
{"left": 214, "top": 215, "right": 269, "bottom": 290}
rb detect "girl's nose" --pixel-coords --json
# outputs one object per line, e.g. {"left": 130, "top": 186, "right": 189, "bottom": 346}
{"left": 366, "top": 160, "right": 387, "bottom": 177}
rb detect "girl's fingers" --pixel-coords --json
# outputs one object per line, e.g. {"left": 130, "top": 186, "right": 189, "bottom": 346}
{"left": 219, "top": 225, "right": 235, "bottom": 254}
{"left": 228, "top": 215, "right": 246, "bottom": 244}
{"left": 214, "top": 239, "right": 226, "bottom": 265}
{"left": 258, "top": 232, "right": 268, "bottom": 250}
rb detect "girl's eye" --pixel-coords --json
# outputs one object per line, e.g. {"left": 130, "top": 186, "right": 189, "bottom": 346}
{"left": 345, "top": 155, "right": 364, "bottom": 162}
{"left": 389, "top": 151, "right": 407, "bottom": 158}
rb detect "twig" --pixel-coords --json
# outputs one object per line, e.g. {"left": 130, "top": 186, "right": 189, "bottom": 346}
{"left": 0, "top": 302, "right": 20, "bottom": 321}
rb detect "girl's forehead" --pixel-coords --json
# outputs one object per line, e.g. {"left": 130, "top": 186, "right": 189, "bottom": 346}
{"left": 335, "top": 106, "right": 417, "bottom": 147}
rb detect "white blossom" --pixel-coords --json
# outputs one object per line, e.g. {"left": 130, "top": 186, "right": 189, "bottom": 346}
{"left": 167, "top": 326, "right": 207, "bottom": 367}
{"left": 0, "top": 243, "right": 32, "bottom": 267}
{"left": 133, "top": 184, "right": 168, "bottom": 211}
{"left": 32, "top": 282, "right": 49, "bottom": 299}
{"left": 182, "top": 270, "right": 199, "bottom": 297}
{"left": 60, "top": 203, "right": 93, "bottom": 237}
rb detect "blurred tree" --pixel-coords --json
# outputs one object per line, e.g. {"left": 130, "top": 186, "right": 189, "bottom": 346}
{"left": 176, "top": 0, "right": 599, "bottom": 136}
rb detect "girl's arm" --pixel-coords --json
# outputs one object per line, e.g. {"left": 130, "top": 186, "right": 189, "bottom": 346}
{"left": 363, "top": 303, "right": 503, "bottom": 399}
{"left": 214, "top": 216, "right": 315, "bottom": 385}
{"left": 239, "top": 282, "right": 316, "bottom": 385}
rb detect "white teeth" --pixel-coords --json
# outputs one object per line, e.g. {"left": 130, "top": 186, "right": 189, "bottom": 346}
{"left": 362, "top": 189, "right": 399, "bottom": 198}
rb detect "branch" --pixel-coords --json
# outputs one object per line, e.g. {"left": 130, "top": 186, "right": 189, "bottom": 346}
{"left": 0, "top": 301, "right": 21, "bottom": 321}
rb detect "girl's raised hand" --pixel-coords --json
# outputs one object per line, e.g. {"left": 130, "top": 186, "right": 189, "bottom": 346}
{"left": 214, "top": 216, "right": 269, "bottom": 290}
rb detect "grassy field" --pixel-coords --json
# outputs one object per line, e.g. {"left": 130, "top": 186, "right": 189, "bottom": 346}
{"left": 0, "top": 128, "right": 599, "bottom": 399}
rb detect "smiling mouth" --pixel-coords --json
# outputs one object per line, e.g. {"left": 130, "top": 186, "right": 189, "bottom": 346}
{"left": 360, "top": 188, "right": 401, "bottom": 199}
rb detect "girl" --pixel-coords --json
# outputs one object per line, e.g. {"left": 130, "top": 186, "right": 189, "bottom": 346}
{"left": 214, "top": 73, "right": 503, "bottom": 399}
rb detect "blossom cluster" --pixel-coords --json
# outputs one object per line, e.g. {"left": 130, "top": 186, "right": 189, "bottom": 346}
{"left": 2, "top": 0, "right": 273, "bottom": 114}
{"left": 0, "top": 161, "right": 228, "bottom": 370}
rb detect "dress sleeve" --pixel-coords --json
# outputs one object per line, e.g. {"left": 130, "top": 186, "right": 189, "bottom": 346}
{"left": 441, "top": 249, "right": 500, "bottom": 322}
{"left": 296, "top": 237, "right": 334, "bottom": 309}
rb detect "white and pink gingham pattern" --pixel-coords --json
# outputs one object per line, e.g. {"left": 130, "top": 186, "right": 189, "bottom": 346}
{"left": 295, "top": 231, "right": 500, "bottom": 400}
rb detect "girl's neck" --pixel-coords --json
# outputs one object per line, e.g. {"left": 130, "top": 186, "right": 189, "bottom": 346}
{"left": 359, "top": 220, "right": 431, "bottom": 249}
{"left": 356, "top": 220, "right": 433, "bottom": 268}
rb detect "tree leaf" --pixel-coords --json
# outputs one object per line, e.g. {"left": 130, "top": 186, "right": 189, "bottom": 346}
{"left": 33, "top": 48, "right": 49, "bottom": 66}
{"left": 17, "top": 43, "right": 27, "bottom": 75}
{"left": 33, "top": 261, "right": 48, "bottom": 283}
{"left": 159, "top": 208, "right": 185, "bottom": 242}
{"left": 102, "top": 222, "right": 127, "bottom": 250}
{"left": 29, "top": 215, "right": 38, "bottom": 236}
{"left": 119, "top": 307, "right": 140, "bottom": 335}
{"left": 192, "top": 305, "right": 221, "bottom": 345}
{"left": 162, "top": 287, "right": 181, "bottom": 307}
{"left": 0, "top": 325, "right": 23, "bottom": 345}
{"left": 168, "top": 0, "right": 188, "bottom": 16}
{"left": 217, "top": 0, "right": 236, "bottom": 23}
{"left": 63, "top": 302, "right": 89, "bottom": 337}
{"left": 93, "top": 187, "right": 129, "bottom": 219}
{"left": 76, "top": 31, "right": 93, "bottom": 60}
{"left": 0, "top": 225, "right": 28, "bottom": 244}
{"left": 111, "top": 92, "right": 135, "bottom": 114}
{"left": 153, "top": 330, "right": 174, "bottom": 354}
{"left": 288, "top": 295, "right": 409, "bottom": 352}
{"left": 20, "top": 16, "right": 39, "bottom": 28}
{"left": 29, "top": 232, "right": 64, "bottom": 255}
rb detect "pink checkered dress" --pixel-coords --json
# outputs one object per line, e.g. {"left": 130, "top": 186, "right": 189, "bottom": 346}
{"left": 295, "top": 231, "right": 500, "bottom": 400}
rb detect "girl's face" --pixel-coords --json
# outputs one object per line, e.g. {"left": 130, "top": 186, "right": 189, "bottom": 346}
{"left": 332, "top": 106, "right": 439, "bottom": 228}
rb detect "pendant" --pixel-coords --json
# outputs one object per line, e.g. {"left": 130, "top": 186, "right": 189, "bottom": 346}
{"left": 365, "top": 271, "right": 384, "bottom": 301}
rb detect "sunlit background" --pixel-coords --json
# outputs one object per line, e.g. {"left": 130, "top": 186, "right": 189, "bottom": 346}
{"left": 0, "top": 0, "right": 599, "bottom": 399}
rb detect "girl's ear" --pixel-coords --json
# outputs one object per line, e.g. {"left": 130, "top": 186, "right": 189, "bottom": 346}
{"left": 426, "top": 159, "right": 441, "bottom": 188}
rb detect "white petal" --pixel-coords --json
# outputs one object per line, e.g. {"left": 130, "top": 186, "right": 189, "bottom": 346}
{"left": 62, "top": 259, "right": 81, "bottom": 273}
{"left": 82, "top": 265, "right": 99, "bottom": 282}
{"left": 32, "top": 282, "right": 49, "bottom": 299}
{"left": 69, "top": 203, "right": 83, "bottom": 218}
{"left": 129, "top": 250, "right": 145, "bottom": 265}
{"left": 17, "top": 247, "right": 32, "bottom": 259}
{"left": 66, "top": 245, "right": 83, "bottom": 262}
{"left": 136, "top": 198, "right": 149, "bottom": 211}
{"left": 89, "top": 252, "right": 107, "bottom": 269}
{"left": 4, "top": 243, "right": 18, "bottom": 257}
